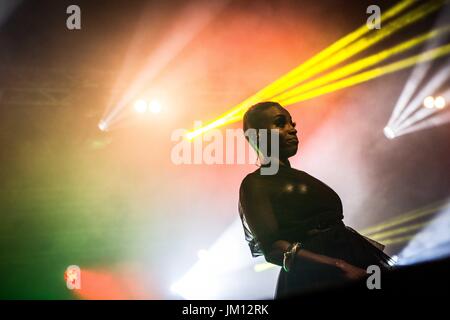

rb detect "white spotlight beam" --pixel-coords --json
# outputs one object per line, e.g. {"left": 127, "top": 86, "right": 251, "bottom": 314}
{"left": 395, "top": 110, "right": 450, "bottom": 136}
{"left": 395, "top": 89, "right": 450, "bottom": 136}
{"left": 387, "top": 58, "right": 434, "bottom": 127}
{"left": 170, "top": 219, "right": 274, "bottom": 299}
{"left": 392, "top": 61, "right": 450, "bottom": 130}
{"left": 387, "top": 3, "right": 450, "bottom": 128}
{"left": 102, "top": 0, "right": 229, "bottom": 127}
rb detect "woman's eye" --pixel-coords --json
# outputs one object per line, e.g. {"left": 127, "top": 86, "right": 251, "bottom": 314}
{"left": 274, "top": 119, "right": 285, "bottom": 127}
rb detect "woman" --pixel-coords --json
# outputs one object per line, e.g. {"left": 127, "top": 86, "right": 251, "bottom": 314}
{"left": 238, "top": 101, "right": 392, "bottom": 299}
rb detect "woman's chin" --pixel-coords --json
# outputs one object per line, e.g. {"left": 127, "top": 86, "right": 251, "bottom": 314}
{"left": 282, "top": 146, "right": 298, "bottom": 158}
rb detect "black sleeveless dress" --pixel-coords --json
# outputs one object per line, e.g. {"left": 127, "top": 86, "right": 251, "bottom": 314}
{"left": 238, "top": 164, "right": 392, "bottom": 298}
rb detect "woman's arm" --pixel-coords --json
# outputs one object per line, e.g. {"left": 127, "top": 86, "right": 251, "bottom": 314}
{"left": 266, "top": 240, "right": 338, "bottom": 266}
{"left": 240, "top": 177, "right": 366, "bottom": 280}
{"left": 265, "top": 240, "right": 366, "bottom": 280}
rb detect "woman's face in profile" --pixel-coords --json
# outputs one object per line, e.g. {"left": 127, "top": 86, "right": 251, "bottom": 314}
{"left": 260, "top": 105, "right": 299, "bottom": 159}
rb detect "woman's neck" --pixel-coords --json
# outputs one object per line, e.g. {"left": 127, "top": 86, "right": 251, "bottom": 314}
{"left": 279, "top": 158, "right": 291, "bottom": 168}
{"left": 260, "top": 157, "right": 291, "bottom": 168}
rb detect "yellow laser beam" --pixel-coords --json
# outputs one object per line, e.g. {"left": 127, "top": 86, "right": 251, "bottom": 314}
{"left": 278, "top": 42, "right": 450, "bottom": 106}
{"left": 185, "top": 0, "right": 423, "bottom": 139}
{"left": 267, "top": 0, "right": 446, "bottom": 100}
{"left": 247, "top": 0, "right": 419, "bottom": 102}
{"left": 257, "top": 0, "right": 421, "bottom": 99}
{"left": 368, "top": 222, "right": 428, "bottom": 241}
{"left": 272, "top": 26, "right": 450, "bottom": 102}
{"left": 360, "top": 200, "right": 449, "bottom": 236}
{"left": 380, "top": 235, "right": 414, "bottom": 245}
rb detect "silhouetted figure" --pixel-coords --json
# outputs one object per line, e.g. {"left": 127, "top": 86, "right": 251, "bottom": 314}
{"left": 238, "top": 101, "right": 391, "bottom": 298}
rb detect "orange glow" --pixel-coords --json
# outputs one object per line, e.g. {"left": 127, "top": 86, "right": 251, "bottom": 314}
{"left": 73, "top": 265, "right": 158, "bottom": 300}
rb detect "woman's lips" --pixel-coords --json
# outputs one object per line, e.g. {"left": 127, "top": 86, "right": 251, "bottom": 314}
{"left": 286, "top": 138, "right": 299, "bottom": 144}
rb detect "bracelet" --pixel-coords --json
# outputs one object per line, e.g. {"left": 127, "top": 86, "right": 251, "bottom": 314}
{"left": 282, "top": 244, "right": 294, "bottom": 272}
{"left": 283, "top": 242, "right": 302, "bottom": 272}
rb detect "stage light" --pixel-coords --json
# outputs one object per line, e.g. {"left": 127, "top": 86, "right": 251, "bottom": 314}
{"left": 149, "top": 99, "right": 162, "bottom": 113}
{"left": 133, "top": 99, "right": 148, "bottom": 113}
{"left": 102, "top": 0, "right": 228, "bottom": 128}
{"left": 423, "top": 96, "right": 435, "bottom": 109}
{"left": 434, "top": 96, "right": 446, "bottom": 109}
{"left": 390, "top": 62, "right": 450, "bottom": 132}
{"left": 385, "top": 0, "right": 450, "bottom": 137}
{"left": 64, "top": 266, "right": 81, "bottom": 289}
{"left": 383, "top": 126, "right": 396, "bottom": 139}
{"left": 98, "top": 120, "right": 108, "bottom": 132}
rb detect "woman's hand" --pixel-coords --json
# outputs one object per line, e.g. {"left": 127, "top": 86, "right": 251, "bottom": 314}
{"left": 334, "top": 259, "right": 367, "bottom": 280}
